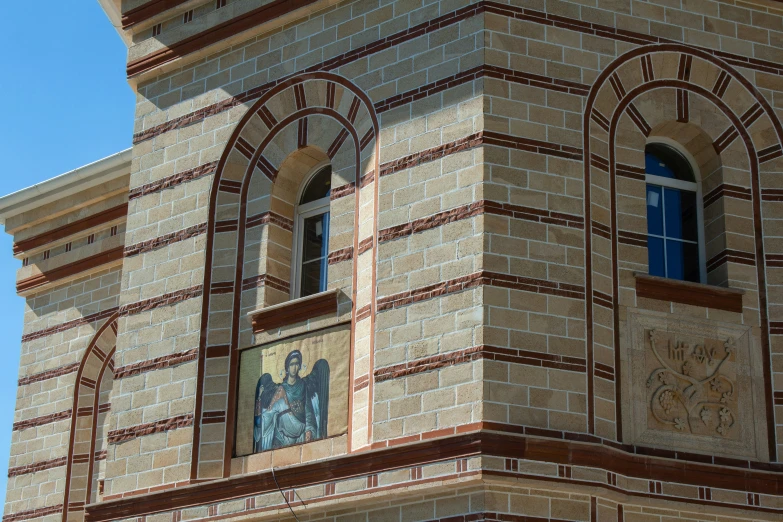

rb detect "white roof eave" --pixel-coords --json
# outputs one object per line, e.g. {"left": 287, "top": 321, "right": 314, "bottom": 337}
{"left": 0, "top": 148, "right": 132, "bottom": 227}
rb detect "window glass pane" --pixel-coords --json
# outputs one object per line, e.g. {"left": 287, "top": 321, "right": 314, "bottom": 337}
{"left": 299, "top": 212, "right": 330, "bottom": 297}
{"left": 665, "top": 239, "right": 684, "bottom": 280}
{"left": 648, "top": 236, "right": 665, "bottom": 277}
{"left": 664, "top": 240, "right": 699, "bottom": 282}
{"left": 681, "top": 241, "right": 700, "bottom": 283}
{"left": 679, "top": 190, "right": 698, "bottom": 242}
{"left": 300, "top": 166, "right": 332, "bottom": 205}
{"left": 663, "top": 188, "right": 682, "bottom": 239}
{"left": 646, "top": 185, "right": 663, "bottom": 236}
{"left": 645, "top": 143, "right": 695, "bottom": 182}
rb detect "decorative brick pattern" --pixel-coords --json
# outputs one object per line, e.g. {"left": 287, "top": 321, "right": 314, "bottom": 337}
{"left": 12, "top": 409, "right": 71, "bottom": 431}
{"left": 123, "top": 223, "right": 207, "bottom": 257}
{"left": 21, "top": 307, "right": 117, "bottom": 342}
{"left": 17, "top": 362, "right": 79, "bottom": 386}
{"left": 107, "top": 413, "right": 194, "bottom": 444}
{"left": 7, "top": 457, "right": 67, "bottom": 477}
{"left": 113, "top": 349, "right": 198, "bottom": 379}
{"left": 127, "top": 162, "right": 217, "bottom": 200}
{"left": 377, "top": 271, "right": 585, "bottom": 312}
{"left": 1, "top": 505, "right": 63, "bottom": 522}
{"left": 374, "top": 345, "right": 586, "bottom": 383}
{"left": 118, "top": 285, "right": 203, "bottom": 316}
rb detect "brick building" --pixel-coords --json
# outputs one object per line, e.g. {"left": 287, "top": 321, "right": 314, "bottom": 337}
{"left": 1, "top": 0, "right": 783, "bottom": 520}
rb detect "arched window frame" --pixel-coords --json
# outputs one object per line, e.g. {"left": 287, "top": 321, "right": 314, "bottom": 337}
{"left": 645, "top": 138, "right": 707, "bottom": 284}
{"left": 291, "top": 162, "right": 332, "bottom": 299}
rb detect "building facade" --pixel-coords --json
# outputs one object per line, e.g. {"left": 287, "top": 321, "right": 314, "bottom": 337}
{"left": 1, "top": 0, "right": 783, "bottom": 520}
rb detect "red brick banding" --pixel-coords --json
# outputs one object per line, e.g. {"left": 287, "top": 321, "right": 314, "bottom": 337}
{"left": 118, "top": 285, "right": 203, "bottom": 317}
{"left": 13, "top": 204, "right": 128, "bottom": 255}
{"left": 377, "top": 271, "right": 585, "bottom": 312}
{"left": 121, "top": 0, "right": 191, "bottom": 28}
{"left": 113, "top": 349, "right": 198, "bottom": 380}
{"left": 12, "top": 409, "right": 72, "bottom": 431}
{"left": 123, "top": 223, "right": 207, "bottom": 257}
{"left": 2, "top": 505, "right": 63, "bottom": 522}
{"left": 327, "top": 247, "right": 354, "bottom": 265}
{"left": 18, "top": 362, "right": 80, "bottom": 386}
{"left": 703, "top": 183, "right": 753, "bottom": 208}
{"left": 374, "top": 346, "right": 586, "bottom": 383}
{"left": 240, "top": 274, "right": 290, "bottom": 294}
{"left": 356, "top": 237, "right": 373, "bottom": 256}
{"left": 7, "top": 456, "right": 67, "bottom": 477}
{"left": 107, "top": 414, "right": 194, "bottom": 444}
{"left": 378, "top": 201, "right": 583, "bottom": 244}
{"left": 330, "top": 182, "right": 355, "bottom": 200}
{"left": 245, "top": 211, "right": 293, "bottom": 231}
{"left": 128, "top": 162, "right": 217, "bottom": 200}
{"left": 16, "top": 247, "right": 124, "bottom": 294}
{"left": 20, "top": 307, "right": 119, "bottom": 343}
{"left": 706, "top": 249, "right": 756, "bottom": 272}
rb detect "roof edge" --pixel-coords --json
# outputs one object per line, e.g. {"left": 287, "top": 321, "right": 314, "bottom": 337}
{"left": 0, "top": 148, "right": 132, "bottom": 227}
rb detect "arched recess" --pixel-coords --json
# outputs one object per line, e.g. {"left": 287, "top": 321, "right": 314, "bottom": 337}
{"left": 583, "top": 44, "right": 783, "bottom": 460}
{"left": 61, "top": 315, "right": 118, "bottom": 522}
{"left": 191, "top": 72, "right": 380, "bottom": 479}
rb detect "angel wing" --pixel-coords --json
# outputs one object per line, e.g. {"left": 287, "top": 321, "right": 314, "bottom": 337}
{"left": 254, "top": 373, "right": 276, "bottom": 451}
{"left": 304, "top": 359, "right": 329, "bottom": 439}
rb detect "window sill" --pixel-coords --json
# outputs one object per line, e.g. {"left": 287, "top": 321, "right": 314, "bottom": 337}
{"left": 634, "top": 273, "right": 744, "bottom": 313}
{"left": 247, "top": 289, "right": 339, "bottom": 333}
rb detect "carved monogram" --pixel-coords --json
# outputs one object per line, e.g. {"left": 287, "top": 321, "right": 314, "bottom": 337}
{"left": 646, "top": 329, "right": 737, "bottom": 438}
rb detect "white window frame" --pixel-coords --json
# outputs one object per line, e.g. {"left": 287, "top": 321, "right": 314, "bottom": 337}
{"left": 290, "top": 164, "right": 331, "bottom": 299}
{"left": 645, "top": 138, "right": 707, "bottom": 284}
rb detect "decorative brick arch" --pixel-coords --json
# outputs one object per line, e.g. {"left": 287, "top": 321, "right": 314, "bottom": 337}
{"left": 583, "top": 43, "right": 782, "bottom": 459}
{"left": 191, "top": 72, "right": 380, "bottom": 479}
{"left": 61, "top": 315, "right": 117, "bottom": 522}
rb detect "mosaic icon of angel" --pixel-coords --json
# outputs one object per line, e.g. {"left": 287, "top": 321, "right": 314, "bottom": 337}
{"left": 253, "top": 349, "right": 330, "bottom": 452}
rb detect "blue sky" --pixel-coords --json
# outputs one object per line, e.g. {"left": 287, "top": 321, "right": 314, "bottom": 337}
{"left": 0, "top": 2, "right": 134, "bottom": 500}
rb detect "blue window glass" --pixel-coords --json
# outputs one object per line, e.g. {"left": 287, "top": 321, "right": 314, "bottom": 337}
{"left": 645, "top": 144, "right": 700, "bottom": 283}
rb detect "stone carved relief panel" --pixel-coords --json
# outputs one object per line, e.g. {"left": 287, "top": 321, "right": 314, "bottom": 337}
{"left": 623, "top": 309, "right": 768, "bottom": 461}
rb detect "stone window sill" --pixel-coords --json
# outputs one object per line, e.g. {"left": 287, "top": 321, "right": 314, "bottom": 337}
{"left": 634, "top": 273, "right": 744, "bottom": 313}
{"left": 247, "top": 288, "right": 339, "bottom": 333}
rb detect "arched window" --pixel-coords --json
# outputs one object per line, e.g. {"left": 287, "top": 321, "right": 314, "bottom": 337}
{"left": 292, "top": 165, "right": 331, "bottom": 298}
{"left": 645, "top": 142, "right": 706, "bottom": 283}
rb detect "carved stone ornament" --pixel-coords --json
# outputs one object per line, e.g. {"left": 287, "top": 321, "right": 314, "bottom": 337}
{"left": 623, "top": 309, "right": 768, "bottom": 461}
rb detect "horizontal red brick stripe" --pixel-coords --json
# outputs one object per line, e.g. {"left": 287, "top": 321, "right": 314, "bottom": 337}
{"left": 331, "top": 182, "right": 355, "bottom": 200}
{"left": 380, "top": 133, "right": 482, "bottom": 177}
{"left": 108, "top": 414, "right": 194, "bottom": 444}
{"left": 13, "top": 410, "right": 72, "bottom": 431}
{"left": 18, "top": 362, "right": 80, "bottom": 386}
{"left": 617, "top": 230, "right": 647, "bottom": 248}
{"left": 357, "top": 236, "right": 374, "bottom": 256}
{"left": 707, "top": 249, "right": 756, "bottom": 272}
{"left": 375, "top": 65, "right": 588, "bottom": 113}
{"left": 246, "top": 211, "right": 294, "bottom": 231}
{"left": 355, "top": 304, "right": 372, "bottom": 322}
{"left": 615, "top": 163, "right": 645, "bottom": 181}
{"left": 353, "top": 374, "right": 369, "bottom": 392}
{"left": 202, "top": 411, "right": 227, "bottom": 424}
{"left": 595, "top": 362, "right": 615, "bottom": 381}
{"left": 769, "top": 321, "right": 783, "bottom": 335}
{"left": 16, "top": 246, "right": 124, "bottom": 294}
{"left": 124, "top": 223, "right": 207, "bottom": 257}
{"left": 2, "top": 505, "right": 63, "bottom": 522}
{"left": 591, "top": 221, "right": 611, "bottom": 240}
{"left": 703, "top": 184, "right": 753, "bottom": 208}
{"left": 241, "top": 274, "right": 290, "bottom": 294}
{"left": 377, "top": 271, "right": 584, "bottom": 312}
{"left": 774, "top": 392, "right": 783, "bottom": 405}
{"left": 762, "top": 188, "right": 783, "bottom": 201}
{"left": 13, "top": 204, "right": 128, "bottom": 255}
{"left": 118, "top": 285, "right": 203, "bottom": 317}
{"left": 7, "top": 456, "right": 67, "bottom": 477}
{"left": 766, "top": 254, "right": 783, "bottom": 268}
{"left": 378, "top": 201, "right": 583, "bottom": 244}
{"left": 328, "top": 247, "right": 354, "bottom": 265}
{"left": 128, "top": 162, "right": 217, "bottom": 200}
{"left": 22, "top": 307, "right": 118, "bottom": 343}
{"left": 113, "top": 349, "right": 198, "bottom": 379}
{"left": 374, "top": 346, "right": 586, "bottom": 383}
{"left": 483, "top": 131, "right": 582, "bottom": 160}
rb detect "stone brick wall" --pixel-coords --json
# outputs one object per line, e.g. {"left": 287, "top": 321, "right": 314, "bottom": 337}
{"left": 5, "top": 0, "right": 783, "bottom": 520}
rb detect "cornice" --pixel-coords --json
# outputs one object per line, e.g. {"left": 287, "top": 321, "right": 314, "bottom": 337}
{"left": 85, "top": 429, "right": 782, "bottom": 521}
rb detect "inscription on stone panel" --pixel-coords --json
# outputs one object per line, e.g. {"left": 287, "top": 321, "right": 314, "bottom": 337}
{"left": 645, "top": 330, "right": 737, "bottom": 438}
{"left": 623, "top": 309, "right": 768, "bottom": 461}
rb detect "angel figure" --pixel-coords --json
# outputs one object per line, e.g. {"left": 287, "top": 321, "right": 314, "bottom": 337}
{"left": 253, "top": 349, "right": 329, "bottom": 452}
